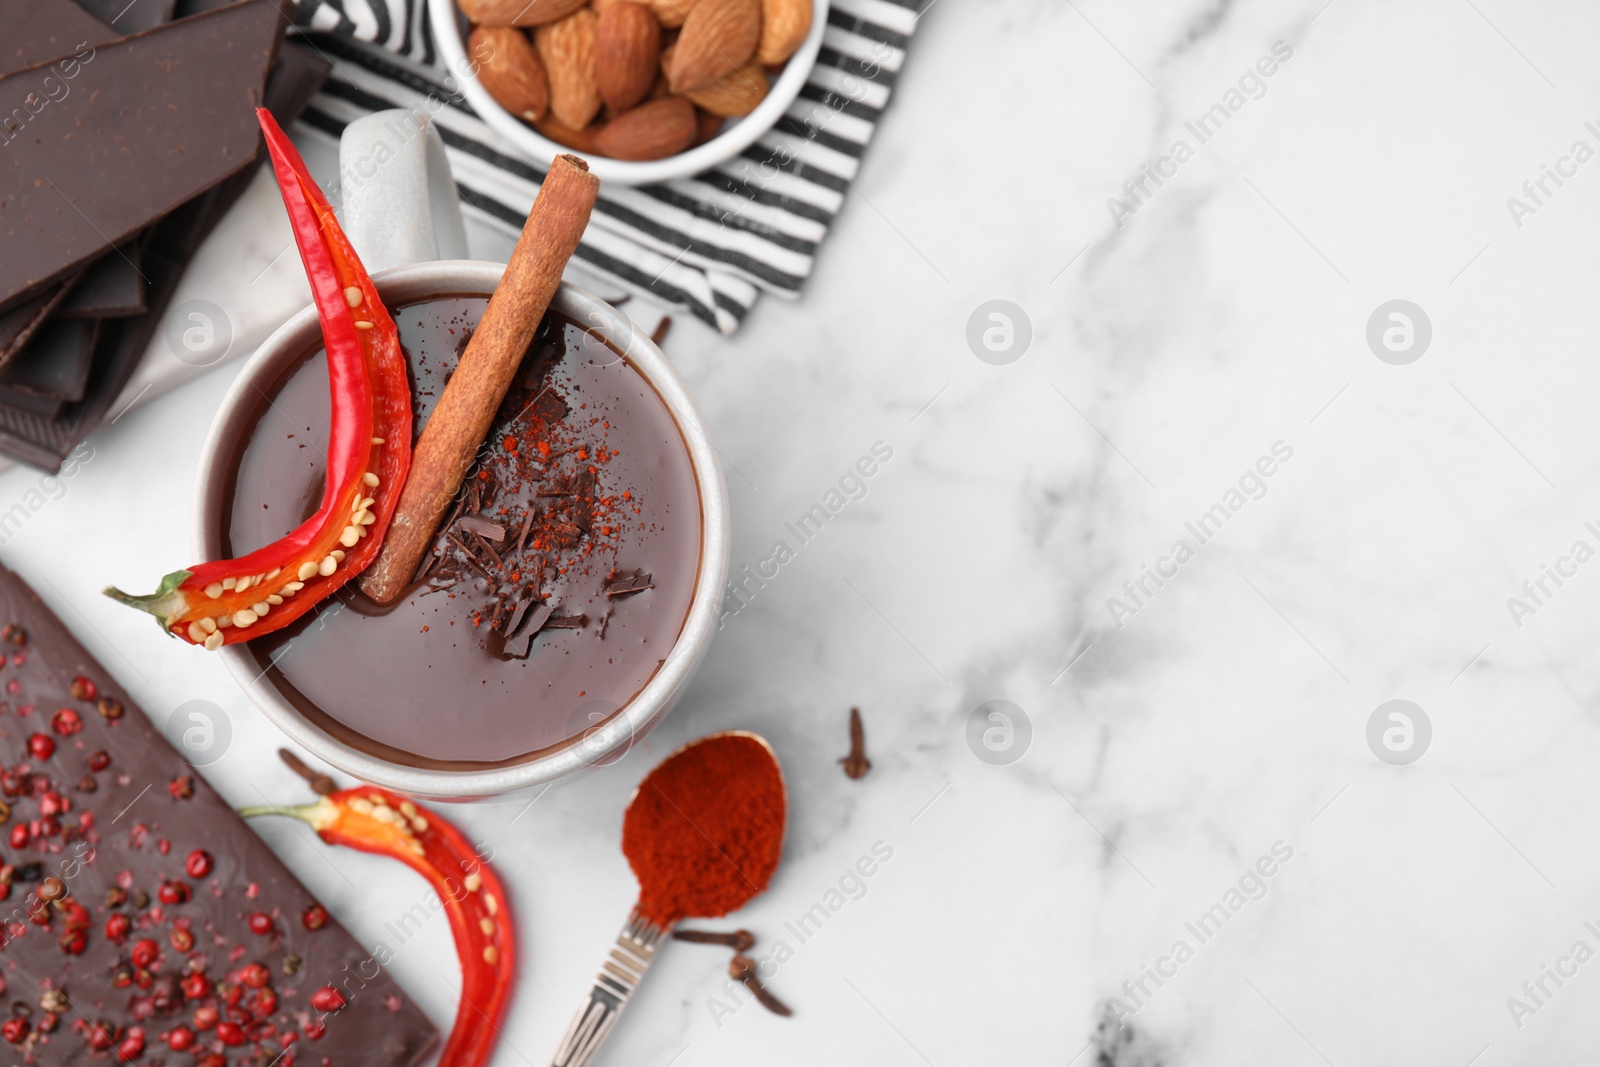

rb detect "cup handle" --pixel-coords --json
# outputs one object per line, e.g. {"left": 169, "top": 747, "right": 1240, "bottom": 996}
{"left": 337, "top": 109, "right": 469, "bottom": 273}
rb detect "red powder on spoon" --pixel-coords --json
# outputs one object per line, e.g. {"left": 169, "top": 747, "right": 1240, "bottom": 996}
{"left": 622, "top": 733, "right": 786, "bottom": 928}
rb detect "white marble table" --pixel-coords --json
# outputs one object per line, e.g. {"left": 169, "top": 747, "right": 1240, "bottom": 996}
{"left": 8, "top": 0, "right": 1600, "bottom": 1062}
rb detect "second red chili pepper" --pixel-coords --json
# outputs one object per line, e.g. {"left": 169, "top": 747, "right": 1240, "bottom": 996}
{"left": 240, "top": 787, "right": 514, "bottom": 1067}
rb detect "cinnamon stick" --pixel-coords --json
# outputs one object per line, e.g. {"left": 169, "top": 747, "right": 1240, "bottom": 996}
{"left": 360, "top": 154, "right": 600, "bottom": 603}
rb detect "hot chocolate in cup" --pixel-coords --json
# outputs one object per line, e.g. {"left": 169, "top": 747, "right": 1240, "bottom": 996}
{"left": 194, "top": 111, "right": 729, "bottom": 801}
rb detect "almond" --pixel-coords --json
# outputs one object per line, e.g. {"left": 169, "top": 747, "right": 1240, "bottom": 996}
{"left": 643, "top": 0, "right": 699, "bottom": 28}
{"left": 534, "top": 113, "right": 603, "bottom": 153}
{"left": 470, "top": 27, "right": 550, "bottom": 121}
{"left": 536, "top": 8, "right": 602, "bottom": 130}
{"left": 757, "top": 0, "right": 810, "bottom": 65}
{"left": 693, "top": 107, "right": 725, "bottom": 146}
{"left": 666, "top": 0, "right": 759, "bottom": 93}
{"left": 460, "top": 0, "right": 589, "bottom": 28}
{"left": 594, "top": 2, "right": 661, "bottom": 114}
{"left": 684, "top": 61, "right": 767, "bottom": 116}
{"left": 594, "top": 96, "right": 697, "bottom": 160}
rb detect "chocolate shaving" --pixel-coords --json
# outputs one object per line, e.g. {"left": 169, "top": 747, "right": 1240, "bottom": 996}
{"left": 605, "top": 573, "right": 654, "bottom": 598}
{"left": 514, "top": 509, "right": 535, "bottom": 554}
{"left": 547, "top": 521, "right": 583, "bottom": 548}
{"left": 413, "top": 548, "right": 439, "bottom": 584}
{"left": 444, "top": 532, "right": 494, "bottom": 580}
{"left": 500, "top": 596, "right": 535, "bottom": 638}
{"left": 544, "top": 613, "right": 588, "bottom": 630}
{"left": 471, "top": 531, "right": 504, "bottom": 570}
{"left": 488, "top": 596, "right": 512, "bottom": 632}
{"left": 457, "top": 514, "right": 506, "bottom": 542}
{"left": 651, "top": 315, "right": 672, "bottom": 347}
{"left": 502, "top": 604, "right": 554, "bottom": 659}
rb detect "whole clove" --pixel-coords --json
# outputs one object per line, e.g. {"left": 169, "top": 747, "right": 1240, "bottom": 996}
{"left": 278, "top": 749, "right": 335, "bottom": 796}
{"left": 839, "top": 707, "right": 870, "bottom": 780}
{"left": 730, "top": 954, "right": 791, "bottom": 1017}
{"left": 672, "top": 928, "right": 755, "bottom": 952}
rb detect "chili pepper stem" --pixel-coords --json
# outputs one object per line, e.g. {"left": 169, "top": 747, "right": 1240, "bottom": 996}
{"left": 237, "top": 797, "right": 340, "bottom": 831}
{"left": 102, "top": 570, "right": 193, "bottom": 631}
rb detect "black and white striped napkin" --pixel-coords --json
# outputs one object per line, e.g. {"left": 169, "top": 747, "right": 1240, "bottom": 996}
{"left": 289, "top": 0, "right": 930, "bottom": 333}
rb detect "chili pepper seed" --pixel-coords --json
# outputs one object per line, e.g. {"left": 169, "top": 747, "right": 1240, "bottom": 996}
{"left": 344, "top": 287, "right": 362, "bottom": 307}
{"left": 354, "top": 321, "right": 374, "bottom": 330}
{"left": 232, "top": 610, "right": 257, "bottom": 628}
{"left": 318, "top": 557, "right": 337, "bottom": 577}
{"left": 362, "top": 473, "right": 380, "bottom": 487}
{"left": 204, "top": 583, "right": 223, "bottom": 599}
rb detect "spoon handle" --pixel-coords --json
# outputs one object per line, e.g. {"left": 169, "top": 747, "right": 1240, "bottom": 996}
{"left": 549, "top": 908, "right": 667, "bottom": 1067}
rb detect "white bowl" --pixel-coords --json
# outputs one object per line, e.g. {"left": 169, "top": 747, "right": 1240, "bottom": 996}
{"left": 428, "top": 0, "right": 830, "bottom": 185}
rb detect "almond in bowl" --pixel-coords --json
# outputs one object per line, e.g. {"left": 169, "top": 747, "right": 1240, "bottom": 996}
{"left": 436, "top": 0, "right": 821, "bottom": 179}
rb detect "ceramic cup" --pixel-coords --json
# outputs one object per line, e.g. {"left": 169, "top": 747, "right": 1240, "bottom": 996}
{"left": 195, "top": 110, "right": 729, "bottom": 801}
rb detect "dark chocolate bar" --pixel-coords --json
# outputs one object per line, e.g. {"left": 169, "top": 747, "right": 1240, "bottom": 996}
{"left": 0, "top": 389, "right": 65, "bottom": 422}
{"left": 0, "top": 282, "right": 79, "bottom": 369}
{"left": 0, "top": 0, "right": 284, "bottom": 314}
{"left": 0, "top": 0, "right": 118, "bottom": 74}
{"left": 0, "top": 564, "right": 442, "bottom": 1067}
{"left": 0, "top": 41, "right": 329, "bottom": 471}
{"left": 73, "top": 0, "right": 180, "bottom": 33}
{"left": 0, "top": 318, "right": 100, "bottom": 402}
{"left": 56, "top": 243, "right": 147, "bottom": 320}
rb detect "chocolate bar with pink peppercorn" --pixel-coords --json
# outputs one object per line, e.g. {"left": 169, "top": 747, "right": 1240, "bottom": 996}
{"left": 0, "top": 564, "right": 440, "bottom": 1066}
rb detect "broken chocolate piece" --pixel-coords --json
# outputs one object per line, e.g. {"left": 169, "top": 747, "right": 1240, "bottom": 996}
{"left": 0, "top": 387, "right": 64, "bottom": 421}
{"left": 0, "top": 317, "right": 99, "bottom": 401}
{"left": 76, "top": 0, "right": 179, "bottom": 32}
{"left": 0, "top": 40, "right": 329, "bottom": 471}
{"left": 0, "top": 279, "right": 79, "bottom": 368}
{"left": 0, "top": 0, "right": 284, "bottom": 313}
{"left": 472, "top": 530, "right": 504, "bottom": 569}
{"left": 445, "top": 531, "right": 495, "bottom": 580}
{"left": 500, "top": 596, "right": 535, "bottom": 638}
{"left": 458, "top": 513, "right": 507, "bottom": 542}
{"left": 544, "top": 613, "right": 589, "bottom": 629}
{"left": 515, "top": 509, "right": 535, "bottom": 553}
{"left": 56, "top": 240, "right": 147, "bottom": 318}
{"left": 605, "top": 572, "right": 655, "bottom": 597}
{"left": 501, "top": 603, "right": 555, "bottom": 659}
{"left": 0, "top": 563, "right": 440, "bottom": 1066}
{"left": 0, "top": 0, "right": 119, "bottom": 73}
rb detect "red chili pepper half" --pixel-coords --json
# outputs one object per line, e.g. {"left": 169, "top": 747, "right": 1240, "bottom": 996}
{"left": 240, "top": 788, "right": 514, "bottom": 1067}
{"left": 104, "top": 109, "right": 411, "bottom": 649}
